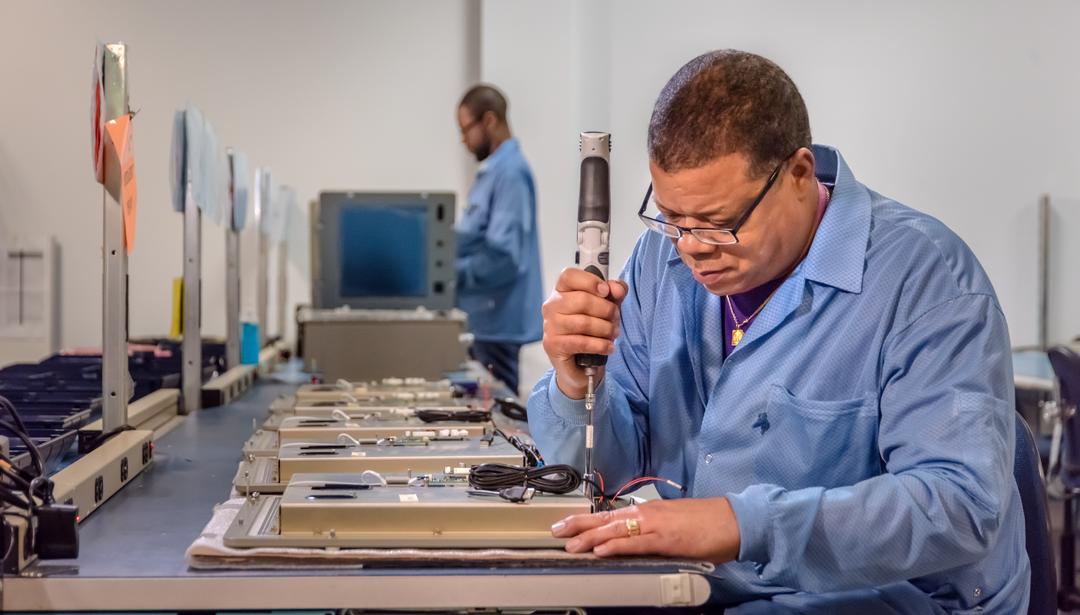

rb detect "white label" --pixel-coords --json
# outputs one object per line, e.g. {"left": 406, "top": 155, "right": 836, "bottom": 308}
{"left": 399, "top": 494, "right": 419, "bottom": 503}
{"left": 349, "top": 451, "right": 367, "bottom": 457}
{"left": 585, "top": 425, "right": 594, "bottom": 448}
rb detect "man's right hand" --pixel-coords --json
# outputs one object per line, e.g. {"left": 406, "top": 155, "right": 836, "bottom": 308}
{"left": 541, "top": 267, "right": 628, "bottom": 400}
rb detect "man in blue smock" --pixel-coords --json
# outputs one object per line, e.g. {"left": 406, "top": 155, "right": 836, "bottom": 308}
{"left": 456, "top": 84, "right": 543, "bottom": 394}
{"left": 528, "top": 50, "right": 1029, "bottom": 613}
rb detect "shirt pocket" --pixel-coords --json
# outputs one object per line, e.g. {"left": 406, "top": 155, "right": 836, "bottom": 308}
{"left": 752, "top": 384, "right": 881, "bottom": 490}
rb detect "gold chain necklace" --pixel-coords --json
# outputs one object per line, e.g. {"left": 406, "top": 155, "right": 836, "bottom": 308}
{"left": 726, "top": 286, "right": 781, "bottom": 347}
{"left": 725, "top": 181, "right": 831, "bottom": 347}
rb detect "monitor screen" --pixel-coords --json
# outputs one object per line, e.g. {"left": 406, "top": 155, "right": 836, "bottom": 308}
{"left": 338, "top": 204, "right": 429, "bottom": 298}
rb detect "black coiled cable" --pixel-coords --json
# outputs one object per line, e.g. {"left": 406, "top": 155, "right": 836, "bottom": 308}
{"left": 468, "top": 463, "right": 582, "bottom": 495}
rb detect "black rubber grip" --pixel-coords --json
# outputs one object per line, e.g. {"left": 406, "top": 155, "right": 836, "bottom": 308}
{"left": 575, "top": 265, "right": 609, "bottom": 369}
{"left": 578, "top": 157, "right": 610, "bottom": 223}
{"left": 576, "top": 352, "right": 607, "bottom": 368}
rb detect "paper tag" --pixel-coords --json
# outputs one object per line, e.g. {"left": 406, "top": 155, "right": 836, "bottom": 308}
{"left": 90, "top": 43, "right": 104, "bottom": 183}
{"left": 104, "top": 115, "right": 138, "bottom": 253}
{"left": 398, "top": 494, "right": 419, "bottom": 503}
{"left": 349, "top": 451, "right": 367, "bottom": 457}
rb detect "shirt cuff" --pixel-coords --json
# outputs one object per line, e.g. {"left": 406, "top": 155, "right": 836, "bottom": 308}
{"left": 726, "top": 484, "right": 774, "bottom": 565}
{"left": 545, "top": 374, "right": 606, "bottom": 426}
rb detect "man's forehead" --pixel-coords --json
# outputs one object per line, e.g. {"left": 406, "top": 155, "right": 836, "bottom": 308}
{"left": 649, "top": 154, "right": 756, "bottom": 213}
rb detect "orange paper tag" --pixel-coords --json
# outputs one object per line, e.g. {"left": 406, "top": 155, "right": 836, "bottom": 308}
{"left": 104, "top": 114, "right": 138, "bottom": 253}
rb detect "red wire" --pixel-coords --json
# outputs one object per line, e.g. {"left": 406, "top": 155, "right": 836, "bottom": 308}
{"left": 612, "top": 475, "right": 681, "bottom": 502}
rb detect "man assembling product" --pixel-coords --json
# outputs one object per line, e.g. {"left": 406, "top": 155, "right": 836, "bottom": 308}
{"left": 455, "top": 84, "right": 543, "bottom": 395}
{"left": 528, "top": 50, "right": 1028, "bottom": 613}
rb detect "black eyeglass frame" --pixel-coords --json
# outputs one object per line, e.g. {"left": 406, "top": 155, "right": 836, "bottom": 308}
{"left": 637, "top": 151, "right": 797, "bottom": 246}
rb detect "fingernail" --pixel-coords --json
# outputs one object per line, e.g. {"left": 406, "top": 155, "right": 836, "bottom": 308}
{"left": 597, "top": 281, "right": 609, "bottom": 296}
{"left": 594, "top": 544, "right": 610, "bottom": 556}
{"left": 551, "top": 520, "right": 566, "bottom": 535}
{"left": 565, "top": 539, "right": 583, "bottom": 552}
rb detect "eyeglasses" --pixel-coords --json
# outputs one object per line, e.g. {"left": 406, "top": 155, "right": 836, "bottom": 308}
{"left": 459, "top": 117, "right": 483, "bottom": 136}
{"left": 637, "top": 153, "right": 791, "bottom": 246}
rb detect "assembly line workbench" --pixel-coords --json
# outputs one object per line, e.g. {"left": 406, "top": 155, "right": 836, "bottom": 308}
{"left": 1, "top": 380, "right": 713, "bottom": 611}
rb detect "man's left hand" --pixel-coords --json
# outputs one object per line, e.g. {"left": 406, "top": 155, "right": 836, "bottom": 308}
{"left": 551, "top": 497, "right": 741, "bottom": 562}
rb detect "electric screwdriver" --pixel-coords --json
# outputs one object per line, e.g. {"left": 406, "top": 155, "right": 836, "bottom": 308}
{"left": 575, "top": 131, "right": 611, "bottom": 505}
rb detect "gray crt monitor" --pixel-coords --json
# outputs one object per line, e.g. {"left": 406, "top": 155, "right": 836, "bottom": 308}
{"left": 313, "top": 192, "right": 456, "bottom": 310}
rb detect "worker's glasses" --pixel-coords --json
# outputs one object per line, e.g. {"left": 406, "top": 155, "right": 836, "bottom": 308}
{"left": 637, "top": 154, "right": 790, "bottom": 246}
{"left": 460, "top": 118, "right": 483, "bottom": 136}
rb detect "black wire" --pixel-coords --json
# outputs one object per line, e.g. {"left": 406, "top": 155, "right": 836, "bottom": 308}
{"left": 415, "top": 409, "right": 491, "bottom": 423}
{"left": 0, "top": 453, "right": 36, "bottom": 482}
{"left": 0, "top": 419, "right": 43, "bottom": 478}
{"left": 0, "top": 487, "right": 31, "bottom": 510}
{"left": 3, "top": 510, "right": 32, "bottom": 522}
{"left": 494, "top": 427, "right": 543, "bottom": 467}
{"left": 29, "top": 476, "right": 53, "bottom": 506}
{"left": 0, "top": 419, "right": 44, "bottom": 478}
{"left": 581, "top": 476, "right": 607, "bottom": 509}
{"left": 494, "top": 397, "right": 528, "bottom": 421}
{"left": 0, "top": 395, "right": 28, "bottom": 437}
{"left": 468, "top": 463, "right": 582, "bottom": 495}
{"left": 0, "top": 464, "right": 32, "bottom": 493}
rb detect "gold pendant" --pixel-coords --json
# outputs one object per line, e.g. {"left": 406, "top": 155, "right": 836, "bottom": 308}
{"left": 731, "top": 328, "right": 744, "bottom": 346}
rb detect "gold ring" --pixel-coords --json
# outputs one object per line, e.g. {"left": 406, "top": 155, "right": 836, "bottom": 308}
{"left": 625, "top": 518, "right": 641, "bottom": 537}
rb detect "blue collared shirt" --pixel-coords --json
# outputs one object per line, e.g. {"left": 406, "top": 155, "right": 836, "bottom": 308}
{"left": 456, "top": 138, "right": 543, "bottom": 344}
{"left": 527, "top": 146, "right": 1029, "bottom": 612}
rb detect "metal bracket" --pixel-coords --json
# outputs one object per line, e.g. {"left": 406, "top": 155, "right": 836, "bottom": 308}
{"left": 276, "top": 238, "right": 288, "bottom": 344}
{"left": 255, "top": 169, "right": 271, "bottom": 348}
{"left": 181, "top": 174, "right": 202, "bottom": 415}
{"left": 225, "top": 153, "right": 241, "bottom": 370}
{"left": 101, "top": 42, "right": 130, "bottom": 433}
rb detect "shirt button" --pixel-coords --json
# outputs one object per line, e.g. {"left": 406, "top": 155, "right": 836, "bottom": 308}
{"left": 704, "top": 454, "right": 713, "bottom": 464}
{"left": 973, "top": 587, "right": 982, "bottom": 599}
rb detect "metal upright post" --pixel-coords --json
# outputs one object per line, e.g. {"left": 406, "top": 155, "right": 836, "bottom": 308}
{"left": 181, "top": 175, "right": 202, "bottom": 414}
{"left": 255, "top": 169, "right": 271, "bottom": 348}
{"left": 276, "top": 239, "right": 287, "bottom": 344}
{"left": 225, "top": 153, "right": 241, "bottom": 369}
{"left": 101, "top": 43, "right": 130, "bottom": 434}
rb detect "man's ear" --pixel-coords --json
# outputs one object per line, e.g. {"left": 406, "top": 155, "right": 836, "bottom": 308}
{"left": 789, "top": 147, "right": 816, "bottom": 186}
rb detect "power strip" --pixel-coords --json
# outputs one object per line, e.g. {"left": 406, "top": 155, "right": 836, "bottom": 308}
{"left": 51, "top": 430, "right": 154, "bottom": 521}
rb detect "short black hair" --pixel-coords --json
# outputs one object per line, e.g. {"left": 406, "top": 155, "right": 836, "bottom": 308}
{"left": 460, "top": 84, "right": 508, "bottom": 124}
{"left": 648, "top": 50, "right": 811, "bottom": 177}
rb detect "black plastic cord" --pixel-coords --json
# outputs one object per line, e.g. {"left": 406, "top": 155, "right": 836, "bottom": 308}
{"left": 0, "top": 464, "right": 32, "bottom": 493}
{"left": 0, "top": 395, "right": 28, "bottom": 437}
{"left": 415, "top": 409, "right": 491, "bottom": 423}
{"left": 494, "top": 428, "right": 543, "bottom": 467}
{"left": 494, "top": 397, "right": 528, "bottom": 421}
{"left": 0, "top": 419, "right": 44, "bottom": 479}
{"left": 0, "top": 454, "right": 36, "bottom": 483}
{"left": 468, "top": 463, "right": 582, "bottom": 495}
{"left": 0, "top": 486, "right": 30, "bottom": 510}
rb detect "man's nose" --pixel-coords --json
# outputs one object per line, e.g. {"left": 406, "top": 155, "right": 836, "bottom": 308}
{"left": 677, "top": 232, "right": 718, "bottom": 258}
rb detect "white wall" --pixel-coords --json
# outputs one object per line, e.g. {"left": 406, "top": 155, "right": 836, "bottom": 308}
{"left": 0, "top": 0, "right": 480, "bottom": 352}
{"left": 3, "top": 1, "right": 1078, "bottom": 391}
{"left": 481, "top": 0, "right": 1080, "bottom": 395}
